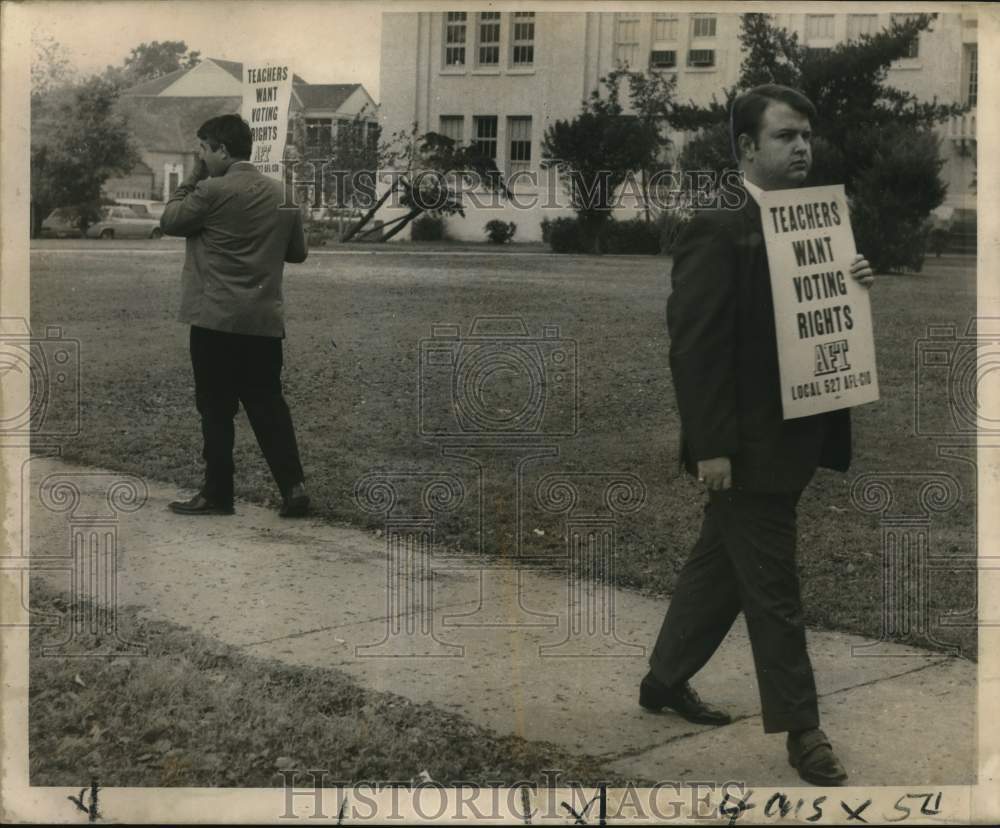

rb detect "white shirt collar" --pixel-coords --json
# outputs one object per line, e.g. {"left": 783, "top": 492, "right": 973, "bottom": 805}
{"left": 742, "top": 176, "right": 765, "bottom": 205}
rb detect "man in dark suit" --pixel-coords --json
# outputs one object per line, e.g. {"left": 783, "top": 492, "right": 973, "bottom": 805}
{"left": 161, "top": 114, "right": 311, "bottom": 518}
{"left": 641, "top": 86, "right": 875, "bottom": 786}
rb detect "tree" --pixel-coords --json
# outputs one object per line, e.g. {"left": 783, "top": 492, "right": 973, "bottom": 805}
{"left": 678, "top": 13, "right": 967, "bottom": 271}
{"left": 31, "top": 75, "right": 141, "bottom": 237}
{"left": 341, "top": 125, "right": 509, "bottom": 243}
{"left": 104, "top": 40, "right": 201, "bottom": 89}
{"left": 541, "top": 72, "right": 664, "bottom": 253}
{"left": 31, "top": 34, "right": 75, "bottom": 98}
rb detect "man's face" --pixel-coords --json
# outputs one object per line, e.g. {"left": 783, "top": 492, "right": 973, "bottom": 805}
{"left": 744, "top": 101, "right": 812, "bottom": 190}
{"left": 198, "top": 140, "right": 229, "bottom": 177}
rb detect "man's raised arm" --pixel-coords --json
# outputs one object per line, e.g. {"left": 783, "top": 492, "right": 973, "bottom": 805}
{"left": 160, "top": 163, "right": 216, "bottom": 237}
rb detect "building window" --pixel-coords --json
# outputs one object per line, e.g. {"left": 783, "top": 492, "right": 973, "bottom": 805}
{"left": 891, "top": 14, "right": 920, "bottom": 58}
{"left": 439, "top": 115, "right": 464, "bottom": 144}
{"left": 511, "top": 12, "right": 535, "bottom": 66}
{"left": 615, "top": 14, "right": 640, "bottom": 66}
{"left": 847, "top": 14, "right": 878, "bottom": 40}
{"left": 472, "top": 115, "right": 498, "bottom": 160}
{"left": 691, "top": 15, "right": 716, "bottom": 39}
{"left": 687, "top": 49, "right": 715, "bottom": 68}
{"left": 965, "top": 44, "right": 978, "bottom": 107}
{"left": 507, "top": 116, "right": 532, "bottom": 174}
{"left": 444, "top": 12, "right": 467, "bottom": 66}
{"left": 305, "top": 118, "right": 333, "bottom": 151}
{"left": 477, "top": 12, "right": 501, "bottom": 66}
{"left": 650, "top": 50, "right": 677, "bottom": 69}
{"left": 653, "top": 14, "right": 678, "bottom": 41}
{"left": 805, "top": 15, "right": 835, "bottom": 40}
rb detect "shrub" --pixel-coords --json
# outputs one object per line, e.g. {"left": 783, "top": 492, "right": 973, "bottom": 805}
{"left": 545, "top": 217, "right": 587, "bottom": 253}
{"left": 410, "top": 214, "right": 445, "bottom": 241}
{"left": 602, "top": 218, "right": 660, "bottom": 255}
{"left": 850, "top": 126, "right": 946, "bottom": 274}
{"left": 484, "top": 220, "right": 517, "bottom": 244}
{"left": 540, "top": 217, "right": 553, "bottom": 244}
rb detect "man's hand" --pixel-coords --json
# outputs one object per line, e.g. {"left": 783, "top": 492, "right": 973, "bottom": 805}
{"left": 184, "top": 159, "right": 208, "bottom": 186}
{"left": 849, "top": 254, "right": 875, "bottom": 288}
{"left": 697, "top": 457, "right": 732, "bottom": 491}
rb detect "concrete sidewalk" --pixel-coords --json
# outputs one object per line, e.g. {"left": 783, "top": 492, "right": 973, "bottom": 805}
{"left": 26, "top": 456, "right": 975, "bottom": 787}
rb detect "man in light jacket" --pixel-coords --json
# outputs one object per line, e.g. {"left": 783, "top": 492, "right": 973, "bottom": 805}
{"left": 161, "top": 114, "right": 310, "bottom": 518}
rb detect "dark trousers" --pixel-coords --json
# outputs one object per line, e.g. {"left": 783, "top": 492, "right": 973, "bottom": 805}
{"left": 649, "top": 488, "right": 819, "bottom": 733}
{"left": 189, "top": 325, "right": 305, "bottom": 505}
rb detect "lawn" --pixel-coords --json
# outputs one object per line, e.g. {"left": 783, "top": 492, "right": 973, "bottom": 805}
{"left": 28, "top": 580, "right": 640, "bottom": 787}
{"left": 28, "top": 240, "right": 978, "bottom": 655}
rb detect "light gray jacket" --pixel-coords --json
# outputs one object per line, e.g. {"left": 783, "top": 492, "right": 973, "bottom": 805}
{"left": 161, "top": 161, "right": 307, "bottom": 337}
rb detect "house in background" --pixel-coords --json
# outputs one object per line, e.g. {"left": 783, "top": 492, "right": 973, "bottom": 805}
{"left": 105, "top": 57, "right": 378, "bottom": 204}
{"left": 379, "top": 11, "right": 977, "bottom": 242}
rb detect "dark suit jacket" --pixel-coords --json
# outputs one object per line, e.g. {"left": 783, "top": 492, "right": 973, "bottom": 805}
{"left": 161, "top": 161, "right": 308, "bottom": 338}
{"left": 666, "top": 186, "right": 851, "bottom": 492}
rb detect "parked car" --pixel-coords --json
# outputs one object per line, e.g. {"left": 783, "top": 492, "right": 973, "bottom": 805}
{"left": 85, "top": 205, "right": 163, "bottom": 240}
{"left": 39, "top": 208, "right": 83, "bottom": 238}
{"left": 115, "top": 199, "right": 167, "bottom": 220}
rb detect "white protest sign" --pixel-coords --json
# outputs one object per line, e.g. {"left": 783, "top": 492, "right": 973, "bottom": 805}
{"left": 241, "top": 62, "right": 293, "bottom": 180}
{"left": 756, "top": 184, "right": 879, "bottom": 419}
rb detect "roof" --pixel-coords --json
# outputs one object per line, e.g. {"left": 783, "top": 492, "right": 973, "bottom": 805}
{"left": 117, "top": 96, "right": 242, "bottom": 152}
{"left": 123, "top": 58, "right": 310, "bottom": 96}
{"left": 294, "top": 83, "right": 362, "bottom": 110}
{"left": 121, "top": 66, "right": 190, "bottom": 97}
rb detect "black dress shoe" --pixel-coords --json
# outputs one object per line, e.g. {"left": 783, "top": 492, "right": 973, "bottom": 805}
{"left": 787, "top": 728, "right": 848, "bottom": 786}
{"left": 168, "top": 493, "right": 234, "bottom": 516}
{"left": 279, "top": 483, "right": 310, "bottom": 518}
{"left": 639, "top": 673, "right": 732, "bottom": 725}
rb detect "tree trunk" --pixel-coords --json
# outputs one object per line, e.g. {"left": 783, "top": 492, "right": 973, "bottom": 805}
{"left": 341, "top": 181, "right": 398, "bottom": 242}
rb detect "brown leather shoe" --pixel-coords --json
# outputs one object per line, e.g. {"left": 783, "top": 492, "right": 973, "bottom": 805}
{"left": 279, "top": 483, "right": 310, "bottom": 518}
{"left": 787, "top": 728, "right": 848, "bottom": 786}
{"left": 639, "top": 673, "right": 732, "bottom": 725}
{"left": 168, "top": 493, "right": 234, "bottom": 516}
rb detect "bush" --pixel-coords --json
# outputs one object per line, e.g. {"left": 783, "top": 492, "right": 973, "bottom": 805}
{"left": 484, "top": 220, "right": 517, "bottom": 244}
{"left": 850, "top": 126, "right": 946, "bottom": 274}
{"left": 545, "top": 217, "right": 587, "bottom": 253}
{"left": 602, "top": 218, "right": 660, "bottom": 255}
{"left": 410, "top": 214, "right": 445, "bottom": 241}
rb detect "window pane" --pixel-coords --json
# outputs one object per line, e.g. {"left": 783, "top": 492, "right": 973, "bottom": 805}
{"left": 445, "top": 11, "right": 467, "bottom": 66}
{"left": 847, "top": 14, "right": 878, "bottom": 40}
{"left": 692, "top": 16, "right": 716, "bottom": 38}
{"left": 615, "top": 14, "right": 639, "bottom": 67}
{"left": 687, "top": 49, "right": 715, "bottom": 67}
{"left": 650, "top": 50, "right": 676, "bottom": 68}
{"left": 511, "top": 11, "right": 535, "bottom": 66}
{"left": 806, "top": 15, "right": 834, "bottom": 39}
{"left": 508, "top": 116, "right": 532, "bottom": 173}
{"left": 439, "top": 116, "right": 463, "bottom": 143}
{"left": 967, "top": 44, "right": 978, "bottom": 106}
{"left": 478, "top": 12, "right": 500, "bottom": 65}
{"left": 891, "top": 14, "right": 920, "bottom": 58}
{"left": 473, "top": 116, "right": 498, "bottom": 159}
{"left": 653, "top": 15, "right": 677, "bottom": 41}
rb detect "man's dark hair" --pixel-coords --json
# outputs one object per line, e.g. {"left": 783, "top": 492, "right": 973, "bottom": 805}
{"left": 197, "top": 114, "right": 253, "bottom": 160}
{"left": 730, "top": 85, "right": 817, "bottom": 161}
